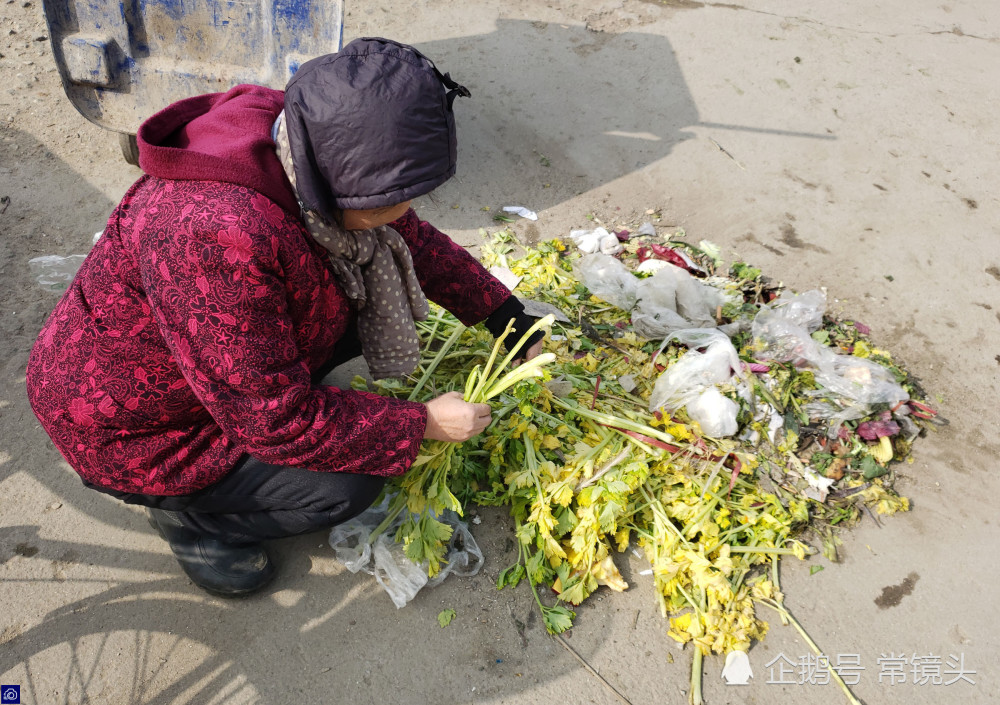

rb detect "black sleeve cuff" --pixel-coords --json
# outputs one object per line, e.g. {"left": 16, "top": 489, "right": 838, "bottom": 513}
{"left": 484, "top": 296, "right": 544, "bottom": 357}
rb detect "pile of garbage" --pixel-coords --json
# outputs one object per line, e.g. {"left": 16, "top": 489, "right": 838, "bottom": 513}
{"left": 342, "top": 223, "right": 939, "bottom": 704}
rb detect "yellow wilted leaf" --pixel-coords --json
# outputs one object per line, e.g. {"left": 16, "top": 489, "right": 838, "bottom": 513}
{"left": 659, "top": 422, "right": 692, "bottom": 441}
{"left": 540, "top": 434, "right": 562, "bottom": 450}
{"left": 750, "top": 578, "right": 774, "bottom": 601}
{"left": 538, "top": 460, "right": 560, "bottom": 484}
{"left": 876, "top": 494, "right": 909, "bottom": 515}
{"left": 614, "top": 527, "right": 631, "bottom": 552}
{"left": 543, "top": 535, "right": 567, "bottom": 565}
{"left": 405, "top": 494, "right": 427, "bottom": 514}
{"left": 505, "top": 466, "right": 535, "bottom": 489}
{"left": 550, "top": 481, "right": 574, "bottom": 508}
{"left": 580, "top": 353, "right": 600, "bottom": 373}
{"left": 714, "top": 545, "right": 734, "bottom": 576}
{"left": 668, "top": 612, "right": 694, "bottom": 644}
{"left": 592, "top": 556, "right": 628, "bottom": 592}
{"left": 528, "top": 499, "right": 556, "bottom": 536}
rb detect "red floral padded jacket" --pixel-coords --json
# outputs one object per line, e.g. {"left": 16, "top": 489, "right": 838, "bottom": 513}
{"left": 26, "top": 85, "right": 511, "bottom": 496}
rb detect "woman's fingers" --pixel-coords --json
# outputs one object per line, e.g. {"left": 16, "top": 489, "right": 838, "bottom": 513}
{"left": 522, "top": 339, "right": 545, "bottom": 361}
{"left": 423, "top": 393, "right": 493, "bottom": 442}
{"left": 472, "top": 402, "right": 492, "bottom": 434}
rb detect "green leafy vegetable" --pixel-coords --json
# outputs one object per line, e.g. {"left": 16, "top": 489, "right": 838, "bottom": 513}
{"left": 437, "top": 609, "right": 457, "bottom": 628}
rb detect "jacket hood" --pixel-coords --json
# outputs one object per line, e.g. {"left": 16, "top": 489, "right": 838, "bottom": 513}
{"left": 283, "top": 37, "right": 470, "bottom": 218}
{"left": 137, "top": 85, "right": 298, "bottom": 214}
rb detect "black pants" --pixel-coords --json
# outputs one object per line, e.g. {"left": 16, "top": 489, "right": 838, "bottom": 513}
{"left": 87, "top": 328, "right": 384, "bottom": 545}
{"left": 96, "top": 457, "right": 385, "bottom": 545}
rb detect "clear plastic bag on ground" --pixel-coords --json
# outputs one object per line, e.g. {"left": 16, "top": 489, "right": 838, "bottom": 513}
{"left": 812, "top": 355, "right": 910, "bottom": 407}
{"left": 750, "top": 290, "right": 909, "bottom": 435}
{"left": 751, "top": 290, "right": 828, "bottom": 365}
{"left": 803, "top": 399, "right": 871, "bottom": 431}
{"left": 328, "top": 495, "right": 484, "bottom": 608}
{"left": 648, "top": 329, "right": 745, "bottom": 437}
{"left": 574, "top": 253, "right": 638, "bottom": 311}
{"left": 29, "top": 255, "right": 86, "bottom": 293}
{"left": 769, "top": 290, "right": 827, "bottom": 333}
{"left": 631, "top": 264, "right": 725, "bottom": 338}
{"left": 369, "top": 537, "right": 430, "bottom": 607}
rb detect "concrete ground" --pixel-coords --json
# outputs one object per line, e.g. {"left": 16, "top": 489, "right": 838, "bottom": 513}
{"left": 2, "top": 1, "right": 998, "bottom": 703}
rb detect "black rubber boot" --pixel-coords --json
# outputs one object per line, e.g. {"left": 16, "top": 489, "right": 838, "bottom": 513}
{"left": 147, "top": 508, "right": 276, "bottom": 598}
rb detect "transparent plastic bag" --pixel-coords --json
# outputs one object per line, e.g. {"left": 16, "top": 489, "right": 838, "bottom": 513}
{"left": 803, "top": 399, "right": 871, "bottom": 432}
{"left": 574, "top": 253, "right": 638, "bottom": 311}
{"left": 427, "top": 520, "right": 484, "bottom": 583}
{"left": 370, "top": 537, "right": 431, "bottom": 608}
{"left": 328, "top": 521, "right": 373, "bottom": 573}
{"left": 328, "top": 495, "right": 484, "bottom": 608}
{"left": 751, "top": 290, "right": 829, "bottom": 364}
{"left": 631, "top": 264, "right": 724, "bottom": 338}
{"left": 750, "top": 290, "right": 909, "bottom": 435}
{"left": 813, "top": 355, "right": 909, "bottom": 406}
{"left": 648, "top": 329, "right": 745, "bottom": 437}
{"left": 29, "top": 255, "right": 86, "bottom": 293}
{"left": 770, "top": 290, "right": 827, "bottom": 333}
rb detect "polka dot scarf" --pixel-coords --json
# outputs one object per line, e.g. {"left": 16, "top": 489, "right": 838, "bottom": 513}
{"left": 274, "top": 112, "right": 430, "bottom": 379}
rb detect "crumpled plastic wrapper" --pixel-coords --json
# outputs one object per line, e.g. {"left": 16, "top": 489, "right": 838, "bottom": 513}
{"left": 329, "top": 496, "right": 484, "bottom": 608}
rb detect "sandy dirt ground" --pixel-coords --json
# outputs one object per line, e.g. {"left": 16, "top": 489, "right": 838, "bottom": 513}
{"left": 2, "top": 1, "right": 999, "bottom": 704}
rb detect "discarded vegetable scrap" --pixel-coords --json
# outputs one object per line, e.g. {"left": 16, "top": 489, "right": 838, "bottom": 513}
{"left": 355, "top": 226, "right": 939, "bottom": 704}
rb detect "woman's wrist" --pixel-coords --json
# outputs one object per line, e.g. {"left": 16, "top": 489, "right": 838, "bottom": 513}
{"left": 484, "top": 297, "right": 543, "bottom": 357}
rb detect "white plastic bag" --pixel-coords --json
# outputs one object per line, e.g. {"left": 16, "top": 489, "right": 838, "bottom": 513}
{"left": 569, "top": 227, "right": 623, "bottom": 255}
{"left": 328, "top": 521, "right": 373, "bottom": 572}
{"left": 687, "top": 387, "right": 739, "bottom": 437}
{"left": 328, "top": 496, "right": 484, "bottom": 608}
{"left": 648, "top": 329, "right": 745, "bottom": 437}
{"left": 574, "top": 253, "right": 638, "bottom": 311}
{"left": 631, "top": 264, "right": 725, "bottom": 338}
{"left": 648, "top": 332, "right": 737, "bottom": 411}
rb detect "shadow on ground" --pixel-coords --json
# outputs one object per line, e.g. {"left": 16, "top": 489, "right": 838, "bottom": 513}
{"left": 413, "top": 19, "right": 699, "bottom": 230}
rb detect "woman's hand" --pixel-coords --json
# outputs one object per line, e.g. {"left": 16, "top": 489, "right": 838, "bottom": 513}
{"left": 521, "top": 338, "right": 545, "bottom": 362}
{"left": 424, "top": 392, "right": 492, "bottom": 442}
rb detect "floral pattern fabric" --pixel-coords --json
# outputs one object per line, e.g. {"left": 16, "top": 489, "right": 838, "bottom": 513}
{"left": 26, "top": 176, "right": 511, "bottom": 495}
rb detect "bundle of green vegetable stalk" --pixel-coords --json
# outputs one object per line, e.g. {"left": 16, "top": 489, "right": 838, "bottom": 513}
{"left": 354, "top": 227, "right": 938, "bottom": 704}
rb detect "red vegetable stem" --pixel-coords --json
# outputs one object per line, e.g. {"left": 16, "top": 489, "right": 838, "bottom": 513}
{"left": 591, "top": 375, "right": 602, "bottom": 410}
{"left": 598, "top": 424, "right": 683, "bottom": 453}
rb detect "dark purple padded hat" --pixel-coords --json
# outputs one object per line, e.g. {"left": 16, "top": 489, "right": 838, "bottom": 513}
{"left": 283, "top": 37, "right": 470, "bottom": 219}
